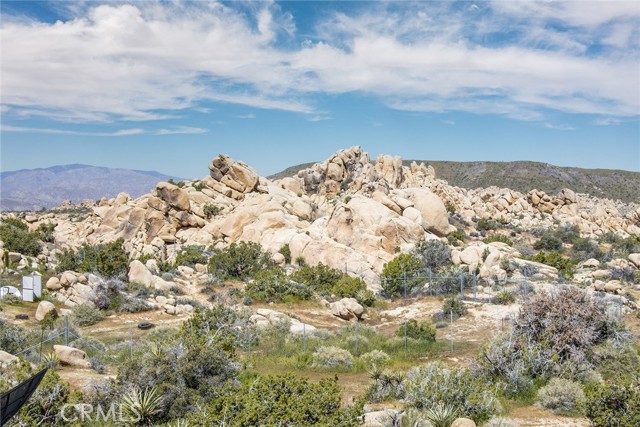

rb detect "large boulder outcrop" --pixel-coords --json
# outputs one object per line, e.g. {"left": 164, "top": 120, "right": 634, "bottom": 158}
{"left": 209, "top": 154, "right": 259, "bottom": 193}
{"left": 156, "top": 182, "right": 190, "bottom": 211}
{"left": 35, "top": 301, "right": 57, "bottom": 322}
{"left": 330, "top": 298, "right": 364, "bottom": 320}
{"left": 54, "top": 345, "right": 91, "bottom": 368}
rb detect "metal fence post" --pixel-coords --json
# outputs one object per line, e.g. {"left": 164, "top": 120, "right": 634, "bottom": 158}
{"left": 404, "top": 319, "right": 408, "bottom": 353}
{"left": 355, "top": 318, "right": 359, "bottom": 356}
{"left": 64, "top": 315, "right": 69, "bottom": 346}
{"left": 129, "top": 321, "right": 133, "bottom": 360}
{"left": 303, "top": 323, "right": 307, "bottom": 353}
{"left": 429, "top": 268, "right": 432, "bottom": 295}
{"left": 619, "top": 296, "right": 623, "bottom": 321}
{"left": 473, "top": 270, "right": 477, "bottom": 303}
{"left": 450, "top": 309, "right": 454, "bottom": 353}
{"left": 460, "top": 275, "right": 464, "bottom": 298}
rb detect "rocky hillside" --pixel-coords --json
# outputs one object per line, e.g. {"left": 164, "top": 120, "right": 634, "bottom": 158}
{"left": 2, "top": 146, "right": 639, "bottom": 295}
{"left": 270, "top": 160, "right": 640, "bottom": 203}
{"left": 0, "top": 164, "right": 180, "bottom": 211}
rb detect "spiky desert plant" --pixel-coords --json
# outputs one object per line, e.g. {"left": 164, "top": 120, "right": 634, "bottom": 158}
{"left": 40, "top": 352, "right": 59, "bottom": 369}
{"left": 121, "top": 386, "right": 164, "bottom": 425}
{"left": 422, "top": 402, "right": 459, "bottom": 427}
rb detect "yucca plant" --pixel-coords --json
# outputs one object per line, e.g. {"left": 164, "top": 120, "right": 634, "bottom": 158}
{"left": 121, "top": 386, "right": 164, "bottom": 425}
{"left": 40, "top": 352, "right": 59, "bottom": 369}
{"left": 422, "top": 402, "right": 459, "bottom": 427}
{"left": 161, "top": 420, "right": 190, "bottom": 427}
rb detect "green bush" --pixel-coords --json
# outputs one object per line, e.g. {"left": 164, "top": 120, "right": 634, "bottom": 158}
{"left": 312, "top": 346, "right": 354, "bottom": 368}
{"left": 533, "top": 236, "right": 563, "bottom": 251}
{"left": 571, "top": 237, "right": 603, "bottom": 262}
{"left": 380, "top": 253, "right": 424, "bottom": 297}
{"left": 483, "top": 235, "right": 513, "bottom": 246}
{"left": 0, "top": 320, "right": 35, "bottom": 354}
{"left": 530, "top": 251, "right": 575, "bottom": 280}
{"left": 175, "top": 246, "right": 208, "bottom": 267}
{"left": 494, "top": 290, "right": 516, "bottom": 305}
{"left": 278, "top": 244, "right": 291, "bottom": 264}
{"left": 37, "top": 222, "right": 56, "bottom": 243}
{"left": 404, "top": 363, "right": 501, "bottom": 424}
{"left": 537, "top": 378, "right": 585, "bottom": 415}
{"left": 245, "top": 267, "right": 312, "bottom": 302}
{"left": 203, "top": 204, "right": 222, "bottom": 219}
{"left": 56, "top": 238, "right": 129, "bottom": 278}
{"left": 360, "top": 350, "right": 391, "bottom": 367}
{"left": 291, "top": 263, "right": 343, "bottom": 296}
{"left": 207, "top": 241, "right": 274, "bottom": 280}
{"left": 415, "top": 239, "right": 452, "bottom": 271}
{"left": 191, "top": 374, "right": 363, "bottom": 427}
{"left": 333, "top": 275, "right": 367, "bottom": 299}
{"left": 583, "top": 381, "right": 640, "bottom": 427}
{"left": 397, "top": 319, "right": 436, "bottom": 342}
{"left": 443, "top": 297, "right": 467, "bottom": 318}
{"left": 0, "top": 218, "right": 42, "bottom": 256}
{"left": 71, "top": 303, "right": 105, "bottom": 326}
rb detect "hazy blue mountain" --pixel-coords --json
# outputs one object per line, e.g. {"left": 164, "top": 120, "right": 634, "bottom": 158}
{"left": 0, "top": 164, "right": 181, "bottom": 211}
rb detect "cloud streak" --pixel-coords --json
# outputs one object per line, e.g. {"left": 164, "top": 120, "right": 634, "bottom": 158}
{"left": 1, "top": 1, "right": 638, "bottom": 125}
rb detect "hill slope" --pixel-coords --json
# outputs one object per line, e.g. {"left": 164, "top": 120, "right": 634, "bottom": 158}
{"left": 269, "top": 160, "right": 640, "bottom": 203}
{"left": 0, "top": 164, "right": 181, "bottom": 211}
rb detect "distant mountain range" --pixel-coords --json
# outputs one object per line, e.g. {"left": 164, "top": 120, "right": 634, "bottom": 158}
{"left": 0, "top": 164, "right": 181, "bottom": 211}
{"left": 270, "top": 160, "right": 640, "bottom": 203}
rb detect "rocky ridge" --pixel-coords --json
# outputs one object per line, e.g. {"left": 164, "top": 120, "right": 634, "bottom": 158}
{"left": 1, "top": 147, "right": 639, "bottom": 297}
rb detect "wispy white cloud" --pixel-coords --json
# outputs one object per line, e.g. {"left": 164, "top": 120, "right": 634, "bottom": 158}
{"left": 0, "top": 124, "right": 145, "bottom": 136}
{"left": 154, "top": 126, "right": 208, "bottom": 135}
{"left": 594, "top": 117, "right": 623, "bottom": 126}
{"left": 0, "top": 0, "right": 638, "bottom": 126}
{"left": 1, "top": 124, "right": 207, "bottom": 136}
{"left": 233, "top": 114, "right": 256, "bottom": 119}
{"left": 543, "top": 123, "right": 576, "bottom": 131}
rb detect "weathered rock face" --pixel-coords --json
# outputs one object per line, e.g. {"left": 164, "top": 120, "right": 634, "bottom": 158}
{"left": 54, "top": 345, "right": 91, "bottom": 368}
{"left": 9, "top": 145, "right": 638, "bottom": 297}
{"left": 35, "top": 301, "right": 57, "bottom": 322}
{"left": 209, "top": 154, "right": 259, "bottom": 193}
{"left": 0, "top": 350, "right": 19, "bottom": 366}
{"left": 330, "top": 298, "right": 364, "bottom": 320}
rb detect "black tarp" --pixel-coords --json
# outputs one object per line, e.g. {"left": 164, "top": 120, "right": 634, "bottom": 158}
{"left": 0, "top": 368, "right": 48, "bottom": 426}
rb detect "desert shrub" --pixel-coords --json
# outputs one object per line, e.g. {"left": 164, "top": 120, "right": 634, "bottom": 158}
{"left": 119, "top": 297, "right": 151, "bottom": 313}
{"left": 534, "top": 236, "right": 563, "bottom": 251}
{"left": 278, "top": 244, "right": 291, "bottom": 264}
{"left": 610, "top": 266, "right": 637, "bottom": 283}
{"left": 530, "top": 251, "right": 575, "bottom": 280}
{"left": 443, "top": 297, "right": 467, "bottom": 318}
{"left": 365, "top": 368, "right": 406, "bottom": 402}
{"left": 484, "top": 235, "right": 513, "bottom": 246}
{"left": 360, "top": 350, "right": 391, "bottom": 367}
{"left": 37, "top": 222, "right": 56, "bottom": 243}
{"left": 571, "top": 237, "right": 603, "bottom": 262}
{"left": 430, "top": 265, "right": 472, "bottom": 295}
{"left": 333, "top": 275, "right": 367, "bottom": 299}
{"left": 554, "top": 224, "right": 581, "bottom": 243}
{"left": 0, "top": 319, "right": 35, "bottom": 354}
{"left": 291, "top": 263, "right": 344, "bottom": 296}
{"left": 295, "top": 255, "right": 306, "bottom": 267}
{"left": 92, "top": 278, "right": 127, "bottom": 310}
{"left": 203, "top": 204, "right": 222, "bottom": 218}
{"left": 415, "top": 239, "right": 452, "bottom": 271}
{"left": 380, "top": 253, "right": 424, "bottom": 297}
{"left": 312, "top": 346, "right": 354, "bottom": 368}
{"left": 175, "top": 246, "right": 208, "bottom": 267}
{"left": 537, "top": 377, "right": 585, "bottom": 415}
{"left": 477, "top": 218, "right": 497, "bottom": 231}
{"left": 449, "top": 228, "right": 465, "bottom": 243}
{"left": 117, "top": 306, "right": 244, "bottom": 420}
{"left": 207, "top": 241, "right": 274, "bottom": 280}
{"left": 476, "top": 288, "right": 629, "bottom": 391}
{"left": 355, "top": 288, "right": 376, "bottom": 307}
{"left": 0, "top": 218, "right": 42, "bottom": 256}
{"left": 128, "top": 281, "right": 151, "bottom": 298}
{"left": 494, "top": 290, "right": 516, "bottom": 305}
{"left": 71, "top": 303, "right": 105, "bottom": 326}
{"left": 404, "top": 363, "right": 501, "bottom": 424}
{"left": 397, "top": 319, "right": 436, "bottom": 342}
{"left": 245, "top": 266, "right": 312, "bottom": 302}
{"left": 592, "top": 342, "right": 640, "bottom": 381}
{"left": 191, "top": 374, "right": 363, "bottom": 427}
{"left": 583, "top": 380, "right": 640, "bottom": 427}
{"left": 169, "top": 285, "right": 185, "bottom": 295}
{"left": 55, "top": 238, "right": 129, "bottom": 278}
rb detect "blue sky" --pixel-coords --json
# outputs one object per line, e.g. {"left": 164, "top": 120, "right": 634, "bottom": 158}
{"left": 1, "top": 0, "right": 639, "bottom": 179}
